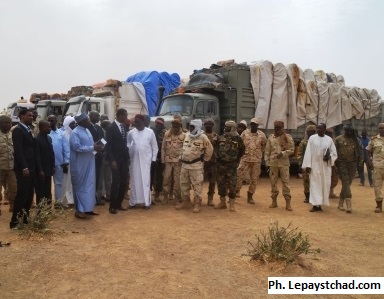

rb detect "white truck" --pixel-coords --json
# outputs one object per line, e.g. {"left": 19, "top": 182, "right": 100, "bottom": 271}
{"left": 64, "top": 81, "right": 148, "bottom": 121}
{"left": 7, "top": 99, "right": 36, "bottom": 126}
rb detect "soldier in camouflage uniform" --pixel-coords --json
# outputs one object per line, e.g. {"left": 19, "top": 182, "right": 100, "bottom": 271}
{"left": 264, "top": 120, "right": 295, "bottom": 211}
{"left": 334, "top": 124, "right": 363, "bottom": 213}
{"left": 366, "top": 123, "right": 384, "bottom": 213}
{"left": 176, "top": 119, "right": 213, "bottom": 213}
{"left": 0, "top": 116, "right": 16, "bottom": 215}
{"left": 297, "top": 124, "right": 317, "bottom": 203}
{"left": 325, "top": 128, "right": 339, "bottom": 199}
{"left": 214, "top": 121, "right": 245, "bottom": 212}
{"left": 203, "top": 118, "right": 218, "bottom": 207}
{"left": 151, "top": 117, "right": 166, "bottom": 202}
{"left": 161, "top": 115, "right": 186, "bottom": 204}
{"left": 235, "top": 118, "right": 266, "bottom": 204}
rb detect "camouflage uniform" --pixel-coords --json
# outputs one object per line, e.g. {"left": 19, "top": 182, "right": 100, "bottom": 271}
{"left": 214, "top": 121, "right": 245, "bottom": 212}
{"left": 152, "top": 126, "right": 166, "bottom": 201}
{"left": 204, "top": 131, "right": 218, "bottom": 204}
{"left": 161, "top": 128, "right": 185, "bottom": 204}
{"left": 235, "top": 129, "right": 266, "bottom": 202}
{"left": 0, "top": 130, "right": 16, "bottom": 212}
{"left": 177, "top": 127, "right": 213, "bottom": 213}
{"left": 334, "top": 134, "right": 363, "bottom": 212}
{"left": 297, "top": 138, "right": 310, "bottom": 194}
{"left": 366, "top": 134, "right": 384, "bottom": 212}
{"left": 264, "top": 131, "right": 294, "bottom": 210}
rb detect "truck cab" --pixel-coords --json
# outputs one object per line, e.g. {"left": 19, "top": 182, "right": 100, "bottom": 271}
{"left": 64, "top": 96, "right": 107, "bottom": 118}
{"left": 36, "top": 100, "right": 67, "bottom": 126}
{"left": 8, "top": 101, "right": 36, "bottom": 126}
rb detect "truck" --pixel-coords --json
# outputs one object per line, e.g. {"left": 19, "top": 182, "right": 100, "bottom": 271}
{"left": 150, "top": 60, "right": 383, "bottom": 171}
{"left": 36, "top": 99, "right": 67, "bottom": 126}
{"left": 7, "top": 98, "right": 36, "bottom": 126}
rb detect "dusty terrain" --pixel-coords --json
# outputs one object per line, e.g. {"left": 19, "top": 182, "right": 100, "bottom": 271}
{"left": 0, "top": 175, "right": 383, "bottom": 299}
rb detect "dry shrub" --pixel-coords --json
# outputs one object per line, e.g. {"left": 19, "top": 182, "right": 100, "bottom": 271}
{"left": 244, "top": 221, "right": 320, "bottom": 264}
{"left": 16, "top": 198, "right": 64, "bottom": 234}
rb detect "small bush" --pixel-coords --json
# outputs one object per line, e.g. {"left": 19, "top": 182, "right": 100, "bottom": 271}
{"left": 16, "top": 198, "right": 63, "bottom": 234}
{"left": 244, "top": 221, "right": 320, "bottom": 264}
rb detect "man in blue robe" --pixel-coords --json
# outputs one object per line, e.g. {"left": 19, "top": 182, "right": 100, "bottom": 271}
{"left": 69, "top": 113, "right": 103, "bottom": 219}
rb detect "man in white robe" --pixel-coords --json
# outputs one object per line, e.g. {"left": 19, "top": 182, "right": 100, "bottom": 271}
{"left": 127, "top": 114, "right": 158, "bottom": 209}
{"left": 302, "top": 123, "right": 337, "bottom": 212}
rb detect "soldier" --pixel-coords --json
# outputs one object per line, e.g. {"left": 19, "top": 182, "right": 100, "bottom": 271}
{"left": 215, "top": 121, "right": 245, "bottom": 212}
{"left": 366, "top": 123, "right": 384, "bottom": 213}
{"left": 203, "top": 118, "right": 218, "bottom": 206}
{"left": 161, "top": 115, "right": 185, "bottom": 204}
{"left": 235, "top": 118, "right": 266, "bottom": 204}
{"left": 237, "top": 120, "right": 247, "bottom": 136}
{"left": 31, "top": 109, "right": 39, "bottom": 136}
{"left": 152, "top": 117, "right": 166, "bottom": 202}
{"left": 176, "top": 119, "right": 213, "bottom": 213}
{"left": 334, "top": 124, "right": 363, "bottom": 213}
{"left": 0, "top": 116, "right": 17, "bottom": 215}
{"left": 325, "top": 128, "right": 339, "bottom": 199}
{"left": 297, "top": 124, "right": 317, "bottom": 203}
{"left": 264, "top": 120, "right": 294, "bottom": 211}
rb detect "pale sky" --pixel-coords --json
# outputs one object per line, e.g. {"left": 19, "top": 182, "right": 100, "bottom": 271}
{"left": 1, "top": 0, "right": 383, "bottom": 110}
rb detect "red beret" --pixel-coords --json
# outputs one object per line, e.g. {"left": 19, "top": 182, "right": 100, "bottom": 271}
{"left": 155, "top": 117, "right": 165, "bottom": 125}
{"left": 135, "top": 114, "right": 145, "bottom": 122}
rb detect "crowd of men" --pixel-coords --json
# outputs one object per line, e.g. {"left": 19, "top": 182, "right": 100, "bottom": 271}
{"left": 0, "top": 107, "right": 383, "bottom": 229}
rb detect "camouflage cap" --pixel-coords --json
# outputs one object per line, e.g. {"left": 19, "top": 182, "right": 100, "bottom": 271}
{"left": 306, "top": 124, "right": 316, "bottom": 132}
{"left": 171, "top": 114, "right": 182, "bottom": 124}
{"left": 225, "top": 120, "right": 237, "bottom": 128}
{"left": 250, "top": 118, "right": 260, "bottom": 125}
{"left": 274, "top": 120, "right": 284, "bottom": 127}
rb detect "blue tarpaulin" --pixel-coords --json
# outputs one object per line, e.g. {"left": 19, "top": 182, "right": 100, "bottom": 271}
{"left": 126, "top": 71, "right": 180, "bottom": 116}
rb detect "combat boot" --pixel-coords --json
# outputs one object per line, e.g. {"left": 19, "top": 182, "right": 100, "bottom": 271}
{"left": 304, "top": 192, "right": 310, "bottom": 203}
{"left": 175, "top": 198, "right": 189, "bottom": 210}
{"left": 285, "top": 198, "right": 292, "bottom": 211}
{"left": 329, "top": 188, "right": 339, "bottom": 199}
{"left": 247, "top": 192, "right": 255, "bottom": 205}
{"left": 269, "top": 196, "right": 278, "bottom": 208}
{"left": 162, "top": 193, "right": 169, "bottom": 205}
{"left": 337, "top": 199, "right": 345, "bottom": 211}
{"left": 229, "top": 198, "right": 236, "bottom": 212}
{"left": 374, "top": 201, "right": 383, "bottom": 213}
{"left": 207, "top": 195, "right": 214, "bottom": 207}
{"left": 345, "top": 198, "right": 352, "bottom": 213}
{"left": 154, "top": 191, "right": 161, "bottom": 202}
{"left": 236, "top": 190, "right": 241, "bottom": 197}
{"left": 214, "top": 197, "right": 227, "bottom": 209}
{"left": 193, "top": 197, "right": 202, "bottom": 213}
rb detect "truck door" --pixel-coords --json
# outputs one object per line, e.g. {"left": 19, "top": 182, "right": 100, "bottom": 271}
{"left": 195, "top": 100, "right": 220, "bottom": 134}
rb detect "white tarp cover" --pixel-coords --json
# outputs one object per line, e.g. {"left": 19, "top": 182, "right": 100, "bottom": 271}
{"left": 303, "top": 69, "right": 319, "bottom": 125}
{"left": 285, "top": 64, "right": 299, "bottom": 129}
{"left": 119, "top": 82, "right": 148, "bottom": 118}
{"left": 296, "top": 68, "right": 308, "bottom": 127}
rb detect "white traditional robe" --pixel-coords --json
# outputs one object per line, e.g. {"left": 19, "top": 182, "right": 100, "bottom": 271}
{"left": 302, "top": 134, "right": 337, "bottom": 206}
{"left": 62, "top": 129, "right": 74, "bottom": 204}
{"left": 127, "top": 127, "right": 158, "bottom": 207}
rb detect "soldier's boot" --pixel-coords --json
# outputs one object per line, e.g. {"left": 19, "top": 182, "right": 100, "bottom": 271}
{"left": 214, "top": 197, "right": 227, "bottom": 209}
{"left": 374, "top": 201, "right": 383, "bottom": 213}
{"left": 337, "top": 199, "right": 345, "bottom": 211}
{"left": 207, "top": 195, "right": 214, "bottom": 207}
{"left": 193, "top": 198, "right": 202, "bottom": 213}
{"left": 229, "top": 198, "right": 236, "bottom": 212}
{"left": 303, "top": 192, "right": 310, "bottom": 203}
{"left": 154, "top": 192, "right": 161, "bottom": 202}
{"left": 285, "top": 198, "right": 292, "bottom": 211}
{"left": 236, "top": 190, "right": 241, "bottom": 198}
{"left": 269, "top": 196, "right": 278, "bottom": 208}
{"left": 247, "top": 192, "right": 255, "bottom": 205}
{"left": 162, "top": 193, "right": 169, "bottom": 205}
{"left": 175, "top": 198, "right": 189, "bottom": 210}
{"left": 345, "top": 198, "right": 352, "bottom": 213}
{"left": 329, "top": 188, "right": 339, "bottom": 199}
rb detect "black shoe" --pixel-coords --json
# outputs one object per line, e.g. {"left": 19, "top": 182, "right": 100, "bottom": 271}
{"left": 128, "top": 205, "right": 136, "bottom": 209}
{"left": 118, "top": 206, "right": 127, "bottom": 211}
{"left": 75, "top": 212, "right": 86, "bottom": 219}
{"left": 144, "top": 206, "right": 150, "bottom": 210}
{"left": 109, "top": 208, "right": 117, "bottom": 214}
{"left": 85, "top": 211, "right": 99, "bottom": 215}
{"left": 96, "top": 199, "right": 105, "bottom": 206}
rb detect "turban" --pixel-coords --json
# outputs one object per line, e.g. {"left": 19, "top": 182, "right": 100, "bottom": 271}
{"left": 225, "top": 120, "right": 237, "bottom": 128}
{"left": 203, "top": 118, "right": 214, "bottom": 125}
{"left": 74, "top": 112, "right": 88, "bottom": 123}
{"left": 190, "top": 119, "right": 202, "bottom": 130}
{"left": 239, "top": 120, "right": 247, "bottom": 127}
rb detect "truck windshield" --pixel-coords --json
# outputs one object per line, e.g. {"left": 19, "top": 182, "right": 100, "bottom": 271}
{"left": 65, "top": 103, "right": 81, "bottom": 116}
{"left": 159, "top": 96, "right": 193, "bottom": 116}
{"left": 36, "top": 106, "right": 46, "bottom": 118}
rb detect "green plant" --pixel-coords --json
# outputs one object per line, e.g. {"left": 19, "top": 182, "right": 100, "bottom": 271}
{"left": 16, "top": 198, "right": 63, "bottom": 234}
{"left": 244, "top": 221, "right": 320, "bottom": 264}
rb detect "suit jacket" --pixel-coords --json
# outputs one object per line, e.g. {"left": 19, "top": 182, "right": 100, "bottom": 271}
{"left": 88, "top": 123, "right": 104, "bottom": 160}
{"left": 35, "top": 133, "right": 55, "bottom": 176}
{"left": 105, "top": 122, "right": 129, "bottom": 164}
{"left": 12, "top": 123, "right": 41, "bottom": 172}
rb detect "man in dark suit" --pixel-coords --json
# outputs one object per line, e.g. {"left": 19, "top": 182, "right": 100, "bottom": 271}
{"left": 35, "top": 121, "right": 55, "bottom": 206}
{"left": 105, "top": 109, "right": 129, "bottom": 214}
{"left": 10, "top": 109, "right": 42, "bottom": 229}
{"left": 88, "top": 111, "right": 105, "bottom": 206}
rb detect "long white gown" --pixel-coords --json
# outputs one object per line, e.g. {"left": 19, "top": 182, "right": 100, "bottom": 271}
{"left": 302, "top": 134, "right": 337, "bottom": 206}
{"left": 127, "top": 128, "right": 158, "bottom": 207}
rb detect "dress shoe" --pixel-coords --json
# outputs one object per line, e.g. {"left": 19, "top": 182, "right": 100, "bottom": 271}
{"left": 118, "top": 206, "right": 127, "bottom": 211}
{"left": 109, "top": 208, "right": 117, "bottom": 214}
{"left": 85, "top": 211, "right": 99, "bottom": 215}
{"left": 75, "top": 212, "right": 86, "bottom": 219}
{"left": 96, "top": 199, "right": 105, "bottom": 206}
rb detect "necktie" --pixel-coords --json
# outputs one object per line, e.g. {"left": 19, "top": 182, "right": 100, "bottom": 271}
{"left": 120, "top": 124, "right": 126, "bottom": 139}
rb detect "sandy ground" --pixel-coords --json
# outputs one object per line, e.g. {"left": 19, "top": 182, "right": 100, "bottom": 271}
{"left": 0, "top": 174, "right": 384, "bottom": 299}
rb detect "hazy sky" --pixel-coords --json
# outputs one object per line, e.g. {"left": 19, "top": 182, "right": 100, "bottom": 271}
{"left": 1, "top": 0, "right": 383, "bottom": 110}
